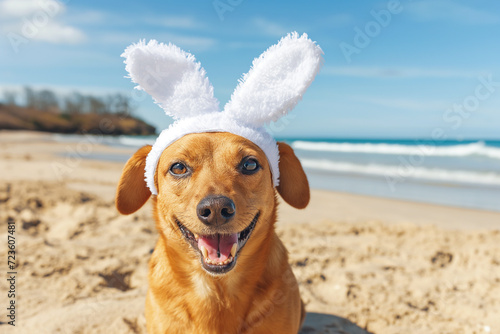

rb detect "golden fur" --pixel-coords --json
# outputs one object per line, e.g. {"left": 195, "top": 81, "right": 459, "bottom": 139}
{"left": 116, "top": 132, "right": 309, "bottom": 333}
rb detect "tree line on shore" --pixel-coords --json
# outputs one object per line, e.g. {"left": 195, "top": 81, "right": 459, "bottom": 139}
{"left": 3, "top": 87, "right": 135, "bottom": 116}
{"left": 0, "top": 87, "right": 156, "bottom": 136}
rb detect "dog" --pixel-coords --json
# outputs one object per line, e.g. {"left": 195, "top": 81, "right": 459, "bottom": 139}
{"left": 115, "top": 131, "right": 310, "bottom": 333}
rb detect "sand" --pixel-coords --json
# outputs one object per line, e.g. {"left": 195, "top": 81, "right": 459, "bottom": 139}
{"left": 0, "top": 130, "right": 499, "bottom": 334}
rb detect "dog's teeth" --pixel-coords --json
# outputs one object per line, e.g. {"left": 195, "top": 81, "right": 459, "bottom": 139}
{"left": 200, "top": 246, "right": 208, "bottom": 259}
{"left": 194, "top": 233, "right": 199, "bottom": 240}
{"left": 230, "top": 243, "right": 237, "bottom": 257}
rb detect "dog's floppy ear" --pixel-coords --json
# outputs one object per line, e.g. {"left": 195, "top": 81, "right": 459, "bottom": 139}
{"left": 116, "top": 145, "right": 152, "bottom": 215}
{"left": 276, "top": 142, "right": 310, "bottom": 209}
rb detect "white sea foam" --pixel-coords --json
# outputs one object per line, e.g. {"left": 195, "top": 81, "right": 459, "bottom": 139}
{"left": 300, "top": 158, "right": 500, "bottom": 186}
{"left": 292, "top": 141, "right": 500, "bottom": 160}
{"left": 114, "top": 136, "right": 155, "bottom": 147}
{"left": 51, "top": 133, "right": 156, "bottom": 147}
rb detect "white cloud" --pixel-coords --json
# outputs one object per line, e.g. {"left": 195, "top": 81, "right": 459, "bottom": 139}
{"left": 161, "top": 33, "right": 216, "bottom": 50}
{"left": 323, "top": 66, "right": 484, "bottom": 79}
{"left": 252, "top": 17, "right": 289, "bottom": 37}
{"left": 406, "top": 0, "right": 500, "bottom": 25}
{"left": 148, "top": 15, "right": 201, "bottom": 29}
{"left": 226, "top": 41, "right": 268, "bottom": 49}
{"left": 65, "top": 11, "right": 202, "bottom": 29}
{"left": 0, "top": 0, "right": 86, "bottom": 46}
{"left": 356, "top": 96, "right": 448, "bottom": 112}
{"left": 165, "top": 34, "right": 216, "bottom": 49}
{"left": 66, "top": 10, "right": 108, "bottom": 25}
{"left": 95, "top": 32, "right": 216, "bottom": 51}
{"left": 35, "top": 22, "right": 85, "bottom": 44}
{"left": 0, "top": 0, "right": 41, "bottom": 17}
{"left": 321, "top": 13, "right": 354, "bottom": 27}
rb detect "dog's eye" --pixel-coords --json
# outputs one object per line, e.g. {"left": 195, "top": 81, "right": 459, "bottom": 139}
{"left": 170, "top": 162, "right": 187, "bottom": 175}
{"left": 241, "top": 157, "right": 260, "bottom": 174}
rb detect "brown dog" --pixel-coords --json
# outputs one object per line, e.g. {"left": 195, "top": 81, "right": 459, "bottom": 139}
{"left": 116, "top": 132, "right": 309, "bottom": 334}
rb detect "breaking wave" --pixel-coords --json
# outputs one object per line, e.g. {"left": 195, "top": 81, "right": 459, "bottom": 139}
{"left": 292, "top": 141, "right": 500, "bottom": 160}
{"left": 300, "top": 159, "right": 500, "bottom": 186}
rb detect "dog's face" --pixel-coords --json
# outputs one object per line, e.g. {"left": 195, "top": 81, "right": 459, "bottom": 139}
{"left": 116, "top": 132, "right": 309, "bottom": 275}
{"left": 156, "top": 132, "right": 275, "bottom": 275}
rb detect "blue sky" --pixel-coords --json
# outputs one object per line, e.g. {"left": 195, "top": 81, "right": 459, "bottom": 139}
{"left": 1, "top": 0, "right": 500, "bottom": 139}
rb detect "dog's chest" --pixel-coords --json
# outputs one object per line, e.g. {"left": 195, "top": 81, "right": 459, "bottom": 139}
{"left": 191, "top": 273, "right": 213, "bottom": 299}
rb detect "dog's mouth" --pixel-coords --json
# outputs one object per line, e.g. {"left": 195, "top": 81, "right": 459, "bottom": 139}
{"left": 175, "top": 212, "right": 260, "bottom": 275}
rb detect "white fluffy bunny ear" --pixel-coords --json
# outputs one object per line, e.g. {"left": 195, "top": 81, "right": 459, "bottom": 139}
{"left": 122, "top": 40, "right": 219, "bottom": 120}
{"left": 223, "top": 32, "right": 323, "bottom": 126}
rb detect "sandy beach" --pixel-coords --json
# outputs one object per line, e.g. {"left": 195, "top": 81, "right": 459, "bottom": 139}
{"left": 1, "top": 130, "right": 499, "bottom": 334}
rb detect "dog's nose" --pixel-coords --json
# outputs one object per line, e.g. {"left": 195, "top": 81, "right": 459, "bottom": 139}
{"left": 197, "top": 195, "right": 236, "bottom": 226}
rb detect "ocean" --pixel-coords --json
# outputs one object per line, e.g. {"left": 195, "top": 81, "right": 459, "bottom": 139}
{"left": 53, "top": 134, "right": 500, "bottom": 213}
{"left": 287, "top": 138, "right": 500, "bottom": 213}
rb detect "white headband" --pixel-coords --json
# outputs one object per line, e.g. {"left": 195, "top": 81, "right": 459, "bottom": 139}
{"left": 122, "top": 32, "right": 323, "bottom": 195}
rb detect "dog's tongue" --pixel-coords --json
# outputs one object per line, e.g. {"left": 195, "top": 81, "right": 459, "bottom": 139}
{"left": 198, "top": 233, "right": 238, "bottom": 262}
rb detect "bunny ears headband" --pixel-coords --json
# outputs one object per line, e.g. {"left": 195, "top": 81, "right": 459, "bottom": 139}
{"left": 122, "top": 32, "right": 323, "bottom": 195}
